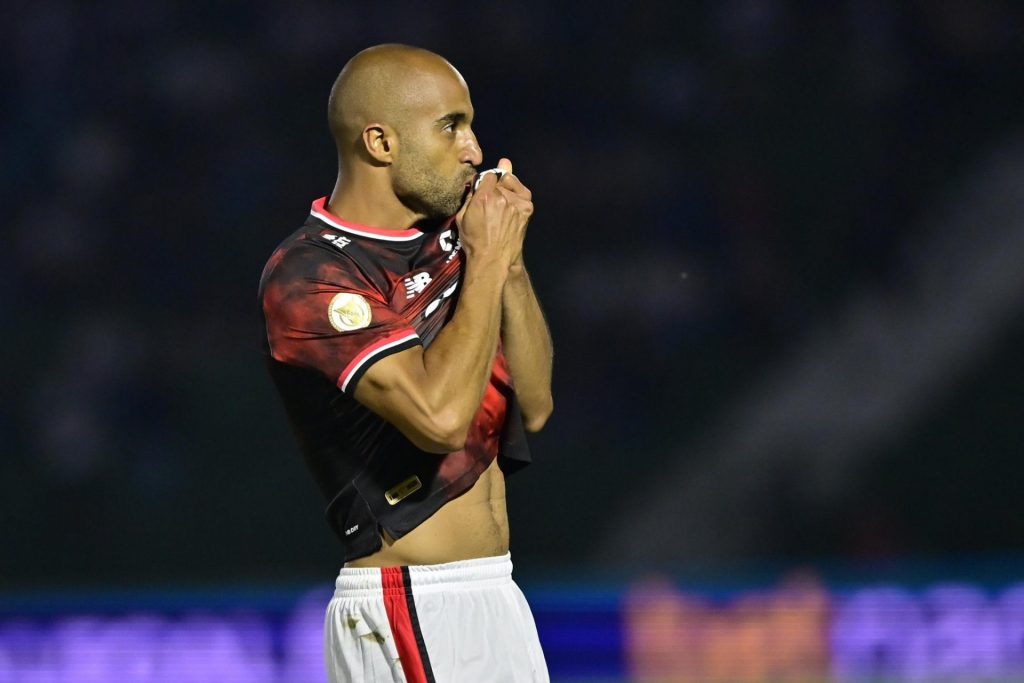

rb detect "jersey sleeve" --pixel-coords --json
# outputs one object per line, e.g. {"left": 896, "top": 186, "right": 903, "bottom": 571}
{"left": 261, "top": 245, "right": 421, "bottom": 395}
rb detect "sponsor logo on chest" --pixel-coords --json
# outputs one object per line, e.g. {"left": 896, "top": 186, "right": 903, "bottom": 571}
{"left": 403, "top": 272, "right": 433, "bottom": 299}
{"left": 439, "top": 229, "right": 462, "bottom": 263}
{"left": 423, "top": 279, "right": 460, "bottom": 319}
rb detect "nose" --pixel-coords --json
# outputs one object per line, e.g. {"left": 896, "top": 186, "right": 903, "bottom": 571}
{"left": 460, "top": 130, "right": 483, "bottom": 167}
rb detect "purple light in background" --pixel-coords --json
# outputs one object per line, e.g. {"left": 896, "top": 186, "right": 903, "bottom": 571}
{"left": 155, "top": 614, "right": 276, "bottom": 682}
{"left": 831, "top": 583, "right": 1024, "bottom": 682}
{"left": 279, "top": 588, "right": 331, "bottom": 683}
{"left": 922, "top": 584, "right": 1001, "bottom": 679}
{"left": 49, "top": 615, "right": 163, "bottom": 682}
{"left": 830, "top": 586, "right": 925, "bottom": 679}
{"left": 0, "top": 613, "right": 278, "bottom": 683}
{"left": 1000, "top": 585, "right": 1024, "bottom": 672}
{"left": 0, "top": 619, "right": 58, "bottom": 683}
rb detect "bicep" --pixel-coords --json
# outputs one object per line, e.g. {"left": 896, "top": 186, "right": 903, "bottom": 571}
{"left": 262, "top": 254, "right": 463, "bottom": 453}
{"left": 354, "top": 347, "right": 462, "bottom": 453}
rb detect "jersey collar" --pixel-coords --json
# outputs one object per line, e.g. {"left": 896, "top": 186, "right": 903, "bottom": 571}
{"left": 310, "top": 197, "right": 424, "bottom": 242}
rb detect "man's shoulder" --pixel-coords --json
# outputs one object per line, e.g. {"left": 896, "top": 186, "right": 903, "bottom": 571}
{"left": 259, "top": 218, "right": 380, "bottom": 297}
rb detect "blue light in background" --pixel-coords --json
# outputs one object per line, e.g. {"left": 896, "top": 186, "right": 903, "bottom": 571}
{"left": 4, "top": 577, "right": 1024, "bottom": 682}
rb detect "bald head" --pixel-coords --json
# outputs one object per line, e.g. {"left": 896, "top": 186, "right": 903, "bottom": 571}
{"left": 328, "top": 44, "right": 466, "bottom": 161}
{"left": 325, "top": 44, "right": 483, "bottom": 224}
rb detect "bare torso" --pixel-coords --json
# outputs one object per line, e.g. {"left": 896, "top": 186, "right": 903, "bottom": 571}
{"left": 344, "top": 458, "right": 509, "bottom": 568}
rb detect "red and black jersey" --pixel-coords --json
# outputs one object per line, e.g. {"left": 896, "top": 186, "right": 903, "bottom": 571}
{"left": 259, "top": 198, "right": 530, "bottom": 561}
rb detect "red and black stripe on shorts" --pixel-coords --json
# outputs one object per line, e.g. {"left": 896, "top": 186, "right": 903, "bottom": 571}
{"left": 381, "top": 566, "right": 436, "bottom": 683}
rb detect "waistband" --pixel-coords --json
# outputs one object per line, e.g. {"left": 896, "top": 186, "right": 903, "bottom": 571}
{"left": 333, "top": 553, "right": 513, "bottom": 598}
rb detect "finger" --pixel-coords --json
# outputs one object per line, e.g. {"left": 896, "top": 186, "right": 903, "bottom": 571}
{"left": 475, "top": 167, "right": 502, "bottom": 194}
{"left": 498, "top": 172, "right": 531, "bottom": 199}
{"left": 474, "top": 167, "right": 509, "bottom": 192}
{"left": 497, "top": 158, "right": 513, "bottom": 175}
{"left": 496, "top": 186, "right": 534, "bottom": 214}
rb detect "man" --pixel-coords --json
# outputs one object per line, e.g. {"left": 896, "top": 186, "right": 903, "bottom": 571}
{"left": 259, "top": 44, "right": 553, "bottom": 682}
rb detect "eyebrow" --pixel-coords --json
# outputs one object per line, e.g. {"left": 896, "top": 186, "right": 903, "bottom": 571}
{"left": 436, "top": 111, "right": 471, "bottom": 126}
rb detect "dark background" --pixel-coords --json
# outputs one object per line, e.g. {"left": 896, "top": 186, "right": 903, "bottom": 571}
{"left": 3, "top": 1, "right": 1023, "bottom": 588}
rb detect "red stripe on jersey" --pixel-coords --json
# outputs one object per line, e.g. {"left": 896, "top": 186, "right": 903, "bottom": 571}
{"left": 337, "top": 330, "right": 420, "bottom": 392}
{"left": 311, "top": 197, "right": 424, "bottom": 241}
{"left": 381, "top": 567, "right": 432, "bottom": 683}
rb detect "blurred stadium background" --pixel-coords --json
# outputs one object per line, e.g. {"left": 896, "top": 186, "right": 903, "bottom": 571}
{"left": 3, "top": 1, "right": 1023, "bottom": 681}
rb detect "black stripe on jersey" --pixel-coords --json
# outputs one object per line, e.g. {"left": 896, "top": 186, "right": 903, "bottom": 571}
{"left": 344, "top": 336, "right": 422, "bottom": 395}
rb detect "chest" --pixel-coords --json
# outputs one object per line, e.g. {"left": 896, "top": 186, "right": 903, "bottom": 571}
{"left": 383, "top": 230, "right": 464, "bottom": 345}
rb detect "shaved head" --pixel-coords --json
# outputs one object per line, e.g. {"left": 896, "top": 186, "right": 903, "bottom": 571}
{"left": 328, "top": 44, "right": 465, "bottom": 160}
{"left": 325, "top": 44, "right": 483, "bottom": 223}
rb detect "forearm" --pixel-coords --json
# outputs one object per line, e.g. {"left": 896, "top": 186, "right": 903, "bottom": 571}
{"left": 354, "top": 161, "right": 532, "bottom": 452}
{"left": 420, "top": 259, "right": 508, "bottom": 435}
{"left": 501, "top": 264, "right": 553, "bottom": 431}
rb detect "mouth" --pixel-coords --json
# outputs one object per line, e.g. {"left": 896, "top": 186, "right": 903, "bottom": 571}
{"left": 460, "top": 174, "right": 476, "bottom": 201}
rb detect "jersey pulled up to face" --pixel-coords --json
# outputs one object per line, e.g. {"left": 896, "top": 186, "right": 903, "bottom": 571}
{"left": 259, "top": 198, "right": 530, "bottom": 561}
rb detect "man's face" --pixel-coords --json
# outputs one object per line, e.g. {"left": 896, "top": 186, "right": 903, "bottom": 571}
{"left": 391, "top": 69, "right": 483, "bottom": 221}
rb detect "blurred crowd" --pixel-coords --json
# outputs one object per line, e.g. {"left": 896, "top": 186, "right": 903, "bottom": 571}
{"left": 3, "top": 1, "right": 1023, "bottom": 584}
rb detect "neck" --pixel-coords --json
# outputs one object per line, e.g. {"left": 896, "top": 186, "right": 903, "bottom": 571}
{"left": 327, "top": 167, "right": 423, "bottom": 230}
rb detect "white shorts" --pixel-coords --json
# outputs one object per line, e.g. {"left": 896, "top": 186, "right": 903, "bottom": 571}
{"left": 324, "top": 553, "right": 549, "bottom": 682}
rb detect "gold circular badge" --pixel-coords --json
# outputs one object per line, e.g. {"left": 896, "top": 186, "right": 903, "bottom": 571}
{"left": 327, "top": 292, "right": 372, "bottom": 332}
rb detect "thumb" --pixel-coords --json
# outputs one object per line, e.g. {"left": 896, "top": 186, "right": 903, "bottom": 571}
{"left": 497, "top": 158, "right": 513, "bottom": 175}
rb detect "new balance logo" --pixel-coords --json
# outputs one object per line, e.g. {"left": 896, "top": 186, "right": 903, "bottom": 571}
{"left": 404, "top": 272, "right": 432, "bottom": 299}
{"left": 322, "top": 233, "right": 351, "bottom": 251}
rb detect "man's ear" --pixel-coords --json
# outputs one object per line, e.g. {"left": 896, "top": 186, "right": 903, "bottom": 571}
{"left": 361, "top": 123, "right": 397, "bottom": 164}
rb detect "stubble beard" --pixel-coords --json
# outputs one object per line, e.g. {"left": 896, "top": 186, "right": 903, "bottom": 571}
{"left": 392, "top": 154, "right": 465, "bottom": 221}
